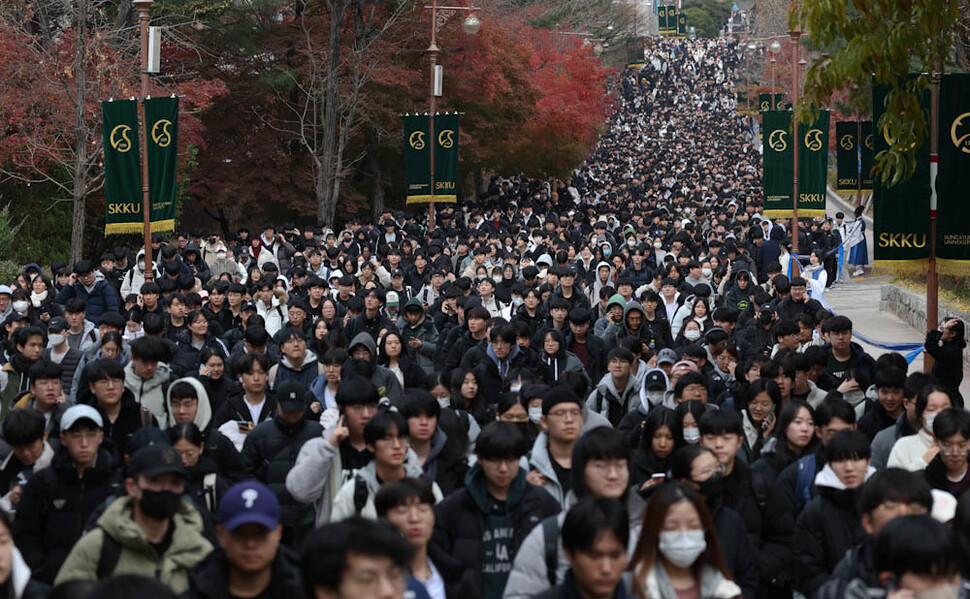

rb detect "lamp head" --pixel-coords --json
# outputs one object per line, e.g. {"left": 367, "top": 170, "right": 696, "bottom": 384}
{"left": 462, "top": 13, "right": 481, "bottom": 35}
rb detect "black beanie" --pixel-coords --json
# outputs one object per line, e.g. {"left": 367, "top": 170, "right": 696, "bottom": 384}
{"left": 542, "top": 386, "right": 582, "bottom": 415}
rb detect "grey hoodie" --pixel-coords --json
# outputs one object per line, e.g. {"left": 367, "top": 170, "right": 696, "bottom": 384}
{"left": 527, "top": 409, "right": 611, "bottom": 507}
{"left": 329, "top": 450, "right": 442, "bottom": 521}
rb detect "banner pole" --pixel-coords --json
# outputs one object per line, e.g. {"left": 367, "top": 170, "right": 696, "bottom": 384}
{"left": 789, "top": 29, "right": 801, "bottom": 277}
{"left": 856, "top": 117, "right": 862, "bottom": 209}
{"left": 134, "top": 0, "right": 154, "bottom": 282}
{"left": 926, "top": 65, "right": 941, "bottom": 371}
{"left": 426, "top": 0, "right": 439, "bottom": 232}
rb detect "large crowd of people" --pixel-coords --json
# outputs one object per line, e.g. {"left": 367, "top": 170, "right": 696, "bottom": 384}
{"left": 0, "top": 36, "right": 964, "bottom": 599}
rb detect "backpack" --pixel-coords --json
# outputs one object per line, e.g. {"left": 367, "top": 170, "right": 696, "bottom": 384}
{"left": 793, "top": 454, "right": 817, "bottom": 511}
{"left": 353, "top": 474, "right": 369, "bottom": 515}
{"left": 96, "top": 527, "right": 123, "bottom": 580}
{"left": 541, "top": 515, "right": 559, "bottom": 587}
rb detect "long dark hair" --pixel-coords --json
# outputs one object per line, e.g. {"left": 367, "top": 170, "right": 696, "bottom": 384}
{"left": 629, "top": 482, "right": 733, "bottom": 598}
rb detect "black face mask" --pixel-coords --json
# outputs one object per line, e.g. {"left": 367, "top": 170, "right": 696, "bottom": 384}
{"left": 139, "top": 489, "right": 182, "bottom": 520}
{"left": 759, "top": 312, "right": 773, "bottom": 325}
{"left": 695, "top": 472, "right": 726, "bottom": 500}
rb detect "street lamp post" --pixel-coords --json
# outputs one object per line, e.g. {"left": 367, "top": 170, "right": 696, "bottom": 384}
{"left": 769, "top": 40, "right": 782, "bottom": 109}
{"left": 424, "top": 0, "right": 479, "bottom": 231}
{"left": 789, "top": 29, "right": 801, "bottom": 277}
{"left": 133, "top": 0, "right": 154, "bottom": 281}
{"left": 745, "top": 43, "right": 756, "bottom": 111}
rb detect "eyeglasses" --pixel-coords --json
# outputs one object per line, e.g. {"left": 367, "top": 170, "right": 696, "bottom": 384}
{"left": 692, "top": 462, "right": 725, "bottom": 480}
{"left": 548, "top": 408, "right": 582, "bottom": 419}
{"left": 940, "top": 441, "right": 970, "bottom": 456}
{"left": 589, "top": 460, "right": 628, "bottom": 475}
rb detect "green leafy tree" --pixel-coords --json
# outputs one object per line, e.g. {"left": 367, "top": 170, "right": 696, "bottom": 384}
{"left": 682, "top": 8, "right": 716, "bottom": 38}
{"left": 791, "top": 0, "right": 959, "bottom": 186}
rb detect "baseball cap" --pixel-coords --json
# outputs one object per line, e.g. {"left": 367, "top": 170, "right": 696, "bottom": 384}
{"left": 657, "top": 348, "right": 678, "bottom": 366}
{"left": 48, "top": 316, "right": 69, "bottom": 332}
{"left": 644, "top": 369, "right": 668, "bottom": 390}
{"left": 219, "top": 481, "right": 280, "bottom": 531}
{"left": 276, "top": 380, "right": 308, "bottom": 412}
{"left": 60, "top": 405, "right": 104, "bottom": 432}
{"left": 0, "top": 286, "right": 11, "bottom": 296}
{"left": 128, "top": 444, "right": 187, "bottom": 479}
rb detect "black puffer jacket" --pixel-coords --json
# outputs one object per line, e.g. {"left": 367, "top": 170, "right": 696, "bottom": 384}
{"left": 183, "top": 545, "right": 306, "bottom": 599}
{"left": 793, "top": 472, "right": 867, "bottom": 598}
{"left": 240, "top": 415, "right": 323, "bottom": 530}
{"left": 183, "top": 454, "right": 230, "bottom": 520}
{"left": 12, "top": 447, "right": 122, "bottom": 583}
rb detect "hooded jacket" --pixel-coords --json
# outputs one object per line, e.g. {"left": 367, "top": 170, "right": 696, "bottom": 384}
{"left": 124, "top": 360, "right": 172, "bottom": 428}
{"left": 539, "top": 329, "right": 588, "bottom": 387}
{"left": 182, "top": 243, "right": 212, "bottom": 282}
{"left": 166, "top": 377, "right": 246, "bottom": 483}
{"left": 431, "top": 465, "right": 560, "bottom": 597}
{"left": 267, "top": 349, "right": 325, "bottom": 392}
{"left": 593, "top": 294, "right": 626, "bottom": 340}
{"left": 53, "top": 496, "right": 213, "bottom": 593}
{"left": 240, "top": 413, "right": 323, "bottom": 530}
{"left": 527, "top": 410, "right": 611, "bottom": 508}
{"left": 586, "top": 371, "right": 640, "bottom": 428}
{"left": 330, "top": 451, "right": 444, "bottom": 521}
{"left": 399, "top": 298, "right": 440, "bottom": 375}
{"left": 284, "top": 416, "right": 353, "bottom": 528}
{"left": 13, "top": 447, "right": 122, "bottom": 583}
{"left": 722, "top": 269, "right": 754, "bottom": 313}
{"left": 346, "top": 333, "right": 404, "bottom": 402}
{"left": 55, "top": 278, "right": 120, "bottom": 324}
{"left": 420, "top": 428, "right": 469, "bottom": 497}
{"left": 793, "top": 464, "right": 871, "bottom": 597}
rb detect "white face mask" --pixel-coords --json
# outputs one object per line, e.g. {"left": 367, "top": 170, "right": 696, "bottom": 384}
{"left": 510, "top": 383, "right": 522, "bottom": 393}
{"left": 512, "top": 297, "right": 524, "bottom": 308}
{"left": 492, "top": 275, "right": 503, "bottom": 284}
{"left": 683, "top": 427, "right": 701, "bottom": 444}
{"left": 436, "top": 397, "right": 451, "bottom": 409}
{"left": 528, "top": 406, "right": 543, "bottom": 424}
{"left": 48, "top": 333, "right": 65, "bottom": 346}
{"left": 701, "top": 268, "right": 712, "bottom": 277}
{"left": 646, "top": 390, "right": 665, "bottom": 406}
{"left": 925, "top": 412, "right": 938, "bottom": 433}
{"left": 658, "top": 530, "right": 707, "bottom": 568}
{"left": 627, "top": 239, "right": 636, "bottom": 247}
{"left": 12, "top": 301, "right": 28, "bottom": 313}
{"left": 217, "top": 251, "right": 227, "bottom": 260}
{"left": 137, "top": 261, "right": 146, "bottom": 272}
{"left": 684, "top": 330, "right": 701, "bottom": 341}
{"left": 843, "top": 390, "right": 865, "bottom": 405}
{"left": 654, "top": 241, "right": 663, "bottom": 249}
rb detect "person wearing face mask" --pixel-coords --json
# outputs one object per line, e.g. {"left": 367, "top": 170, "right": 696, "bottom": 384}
{"left": 54, "top": 443, "right": 212, "bottom": 591}
{"left": 628, "top": 481, "right": 742, "bottom": 599}
{"left": 496, "top": 392, "right": 539, "bottom": 447}
{"left": 40, "top": 317, "right": 82, "bottom": 397}
{"left": 889, "top": 385, "right": 954, "bottom": 472}
{"left": 400, "top": 392, "right": 469, "bottom": 497}
{"left": 668, "top": 446, "right": 758, "bottom": 599}
{"left": 8, "top": 292, "right": 28, "bottom": 320}
{"left": 120, "top": 250, "right": 148, "bottom": 299}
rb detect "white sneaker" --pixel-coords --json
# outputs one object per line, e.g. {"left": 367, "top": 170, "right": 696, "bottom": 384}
{"left": 853, "top": 268, "right": 864, "bottom": 277}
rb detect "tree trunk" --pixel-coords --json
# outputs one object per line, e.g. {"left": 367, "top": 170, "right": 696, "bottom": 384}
{"left": 317, "top": 0, "right": 346, "bottom": 224}
{"left": 70, "top": 0, "right": 88, "bottom": 263}
{"left": 366, "top": 129, "right": 385, "bottom": 220}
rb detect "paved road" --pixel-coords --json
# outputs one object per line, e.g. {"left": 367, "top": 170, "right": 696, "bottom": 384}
{"left": 821, "top": 275, "right": 970, "bottom": 399}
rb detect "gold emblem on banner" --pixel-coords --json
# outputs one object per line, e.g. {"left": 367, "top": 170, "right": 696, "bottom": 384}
{"left": 839, "top": 134, "right": 854, "bottom": 151}
{"left": 151, "top": 119, "right": 173, "bottom": 147}
{"left": 768, "top": 129, "right": 787, "bottom": 152}
{"left": 109, "top": 125, "right": 133, "bottom": 153}
{"left": 864, "top": 133, "right": 873, "bottom": 150}
{"left": 408, "top": 131, "right": 426, "bottom": 150}
{"left": 760, "top": 100, "right": 770, "bottom": 111}
{"left": 950, "top": 112, "right": 970, "bottom": 153}
{"left": 438, "top": 129, "right": 455, "bottom": 149}
{"left": 804, "top": 129, "right": 824, "bottom": 152}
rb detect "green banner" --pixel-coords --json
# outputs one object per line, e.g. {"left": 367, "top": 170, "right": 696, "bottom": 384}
{"left": 835, "top": 121, "right": 859, "bottom": 192}
{"left": 404, "top": 114, "right": 432, "bottom": 204}
{"left": 758, "top": 93, "right": 785, "bottom": 112}
{"left": 433, "top": 113, "right": 459, "bottom": 204}
{"left": 763, "top": 110, "right": 793, "bottom": 217}
{"left": 658, "top": 6, "right": 669, "bottom": 35}
{"left": 797, "top": 110, "right": 829, "bottom": 217}
{"left": 102, "top": 100, "right": 143, "bottom": 236}
{"left": 937, "top": 74, "right": 970, "bottom": 273}
{"left": 145, "top": 97, "right": 178, "bottom": 233}
{"left": 859, "top": 120, "right": 874, "bottom": 191}
{"left": 872, "top": 78, "right": 930, "bottom": 271}
{"left": 404, "top": 113, "right": 459, "bottom": 205}
{"left": 836, "top": 121, "right": 859, "bottom": 191}
{"left": 677, "top": 13, "right": 687, "bottom": 37}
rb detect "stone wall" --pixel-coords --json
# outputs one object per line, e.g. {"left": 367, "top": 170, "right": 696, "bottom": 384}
{"left": 880, "top": 284, "right": 970, "bottom": 365}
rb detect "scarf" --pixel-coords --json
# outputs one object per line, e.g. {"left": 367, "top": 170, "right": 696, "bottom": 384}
{"left": 30, "top": 290, "right": 48, "bottom": 308}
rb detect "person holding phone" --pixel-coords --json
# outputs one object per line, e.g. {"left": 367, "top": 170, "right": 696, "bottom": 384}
{"left": 924, "top": 318, "right": 966, "bottom": 394}
{"left": 739, "top": 379, "right": 780, "bottom": 464}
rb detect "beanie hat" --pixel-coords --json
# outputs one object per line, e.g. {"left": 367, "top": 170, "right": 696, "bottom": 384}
{"left": 541, "top": 386, "right": 582, "bottom": 415}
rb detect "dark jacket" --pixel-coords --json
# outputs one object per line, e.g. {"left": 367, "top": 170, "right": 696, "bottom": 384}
{"left": 446, "top": 330, "right": 488, "bottom": 375}
{"left": 90, "top": 389, "right": 157, "bottom": 459}
{"left": 793, "top": 473, "right": 866, "bottom": 598}
{"left": 182, "top": 454, "right": 230, "bottom": 519}
{"left": 462, "top": 343, "right": 532, "bottom": 403}
{"left": 212, "top": 389, "right": 278, "bottom": 429}
{"left": 856, "top": 400, "right": 900, "bottom": 441}
{"left": 240, "top": 415, "right": 323, "bottom": 530}
{"left": 711, "top": 503, "right": 760, "bottom": 599}
{"left": 344, "top": 311, "right": 398, "bottom": 343}
{"left": 722, "top": 459, "right": 767, "bottom": 551}
{"left": 812, "top": 539, "right": 879, "bottom": 599}
{"left": 533, "top": 569, "right": 630, "bottom": 599}
{"left": 170, "top": 331, "right": 230, "bottom": 379}
{"left": 925, "top": 454, "right": 970, "bottom": 499}
{"left": 420, "top": 428, "right": 469, "bottom": 496}
{"left": 182, "top": 544, "right": 306, "bottom": 599}
{"left": 12, "top": 447, "right": 122, "bottom": 583}
{"left": 565, "top": 329, "right": 609, "bottom": 384}
{"left": 925, "top": 329, "right": 966, "bottom": 393}
{"left": 41, "top": 347, "right": 82, "bottom": 397}
{"left": 55, "top": 279, "right": 119, "bottom": 323}
{"left": 431, "top": 465, "right": 560, "bottom": 595}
